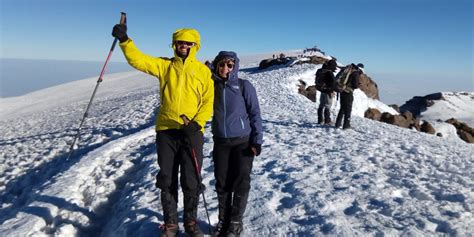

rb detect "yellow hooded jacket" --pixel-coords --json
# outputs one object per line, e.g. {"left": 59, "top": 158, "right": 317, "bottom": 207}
{"left": 119, "top": 28, "right": 214, "bottom": 132}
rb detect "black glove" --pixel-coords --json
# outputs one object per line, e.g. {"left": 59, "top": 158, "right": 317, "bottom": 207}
{"left": 112, "top": 24, "right": 128, "bottom": 43}
{"left": 250, "top": 143, "right": 262, "bottom": 156}
{"left": 181, "top": 121, "right": 202, "bottom": 138}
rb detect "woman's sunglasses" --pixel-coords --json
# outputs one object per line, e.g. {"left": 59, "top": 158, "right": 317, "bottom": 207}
{"left": 218, "top": 62, "right": 234, "bottom": 69}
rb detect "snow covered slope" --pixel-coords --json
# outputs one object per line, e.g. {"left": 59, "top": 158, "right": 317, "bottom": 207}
{"left": 399, "top": 92, "right": 474, "bottom": 142}
{"left": 0, "top": 64, "right": 472, "bottom": 236}
{"left": 418, "top": 92, "right": 474, "bottom": 127}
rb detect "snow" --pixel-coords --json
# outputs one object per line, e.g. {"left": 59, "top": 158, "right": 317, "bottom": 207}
{"left": 420, "top": 92, "right": 474, "bottom": 127}
{"left": 0, "top": 62, "right": 473, "bottom": 236}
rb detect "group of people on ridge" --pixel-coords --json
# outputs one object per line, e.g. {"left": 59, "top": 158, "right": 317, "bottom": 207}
{"left": 315, "top": 59, "right": 363, "bottom": 129}
{"left": 112, "top": 23, "right": 262, "bottom": 237}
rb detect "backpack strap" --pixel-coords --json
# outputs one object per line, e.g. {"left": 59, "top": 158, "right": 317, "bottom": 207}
{"left": 238, "top": 79, "right": 252, "bottom": 115}
{"left": 238, "top": 78, "right": 245, "bottom": 97}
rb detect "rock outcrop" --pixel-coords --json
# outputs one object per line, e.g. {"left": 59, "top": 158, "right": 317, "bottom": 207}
{"left": 297, "top": 80, "right": 316, "bottom": 102}
{"left": 446, "top": 118, "right": 474, "bottom": 143}
{"left": 358, "top": 74, "right": 379, "bottom": 100}
{"left": 399, "top": 92, "right": 443, "bottom": 116}
{"left": 366, "top": 108, "right": 435, "bottom": 135}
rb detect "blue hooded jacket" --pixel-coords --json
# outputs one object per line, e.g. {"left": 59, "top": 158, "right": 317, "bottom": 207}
{"left": 211, "top": 51, "right": 263, "bottom": 145}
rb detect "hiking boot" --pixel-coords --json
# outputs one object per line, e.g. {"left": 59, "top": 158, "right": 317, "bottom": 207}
{"left": 184, "top": 219, "right": 204, "bottom": 237}
{"left": 160, "top": 223, "right": 178, "bottom": 237}
{"left": 343, "top": 122, "right": 352, "bottom": 130}
{"left": 212, "top": 220, "right": 229, "bottom": 237}
{"left": 226, "top": 221, "right": 243, "bottom": 237}
{"left": 213, "top": 192, "right": 231, "bottom": 237}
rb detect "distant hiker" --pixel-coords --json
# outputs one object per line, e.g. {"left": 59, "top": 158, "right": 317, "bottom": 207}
{"left": 112, "top": 24, "right": 214, "bottom": 237}
{"left": 205, "top": 60, "right": 213, "bottom": 70}
{"left": 210, "top": 51, "right": 263, "bottom": 237}
{"left": 314, "top": 59, "right": 337, "bottom": 124}
{"left": 334, "top": 63, "right": 363, "bottom": 129}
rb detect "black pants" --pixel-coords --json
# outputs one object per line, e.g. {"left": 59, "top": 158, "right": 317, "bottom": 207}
{"left": 155, "top": 129, "right": 203, "bottom": 194}
{"left": 155, "top": 129, "right": 204, "bottom": 224}
{"left": 336, "top": 92, "right": 354, "bottom": 129}
{"left": 213, "top": 137, "right": 254, "bottom": 194}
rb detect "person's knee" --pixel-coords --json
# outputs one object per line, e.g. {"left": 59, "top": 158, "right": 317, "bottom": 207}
{"left": 156, "top": 173, "right": 174, "bottom": 191}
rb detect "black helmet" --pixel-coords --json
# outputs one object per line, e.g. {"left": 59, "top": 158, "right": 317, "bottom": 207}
{"left": 356, "top": 63, "right": 364, "bottom": 69}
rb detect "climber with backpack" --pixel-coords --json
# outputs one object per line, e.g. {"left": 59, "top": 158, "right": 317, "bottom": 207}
{"left": 210, "top": 51, "right": 263, "bottom": 237}
{"left": 334, "top": 63, "right": 364, "bottom": 129}
{"left": 314, "top": 59, "right": 337, "bottom": 124}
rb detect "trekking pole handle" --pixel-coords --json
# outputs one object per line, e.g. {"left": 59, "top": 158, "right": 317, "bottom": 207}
{"left": 119, "top": 12, "right": 127, "bottom": 25}
{"left": 180, "top": 114, "right": 190, "bottom": 126}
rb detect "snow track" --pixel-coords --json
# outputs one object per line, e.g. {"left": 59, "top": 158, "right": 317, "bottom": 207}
{"left": 0, "top": 126, "right": 157, "bottom": 236}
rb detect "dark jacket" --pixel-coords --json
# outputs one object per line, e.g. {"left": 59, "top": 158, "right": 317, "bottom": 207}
{"left": 211, "top": 51, "right": 263, "bottom": 145}
{"left": 315, "top": 68, "right": 335, "bottom": 93}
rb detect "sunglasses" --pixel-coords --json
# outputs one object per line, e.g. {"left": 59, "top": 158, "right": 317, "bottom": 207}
{"left": 175, "top": 41, "right": 195, "bottom": 47}
{"left": 218, "top": 62, "right": 235, "bottom": 69}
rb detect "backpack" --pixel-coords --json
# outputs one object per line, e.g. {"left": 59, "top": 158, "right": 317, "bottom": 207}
{"left": 334, "top": 64, "right": 355, "bottom": 93}
{"left": 314, "top": 68, "right": 331, "bottom": 91}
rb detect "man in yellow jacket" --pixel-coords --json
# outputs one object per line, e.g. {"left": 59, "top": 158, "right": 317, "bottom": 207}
{"left": 113, "top": 24, "right": 213, "bottom": 237}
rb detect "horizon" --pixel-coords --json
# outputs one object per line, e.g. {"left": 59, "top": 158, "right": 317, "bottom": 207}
{"left": 1, "top": 0, "right": 473, "bottom": 102}
{"left": 0, "top": 56, "right": 471, "bottom": 105}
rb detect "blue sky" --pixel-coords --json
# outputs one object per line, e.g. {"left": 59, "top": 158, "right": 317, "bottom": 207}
{"left": 1, "top": 0, "right": 472, "bottom": 84}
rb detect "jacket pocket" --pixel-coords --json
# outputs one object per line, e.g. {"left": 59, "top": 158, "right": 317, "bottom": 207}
{"left": 239, "top": 117, "right": 245, "bottom": 130}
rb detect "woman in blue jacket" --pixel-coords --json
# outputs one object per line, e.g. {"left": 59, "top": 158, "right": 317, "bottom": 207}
{"left": 211, "top": 51, "right": 263, "bottom": 237}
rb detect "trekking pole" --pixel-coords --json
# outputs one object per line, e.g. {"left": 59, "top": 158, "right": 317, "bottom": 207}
{"left": 66, "top": 12, "right": 127, "bottom": 160}
{"left": 180, "top": 115, "right": 212, "bottom": 234}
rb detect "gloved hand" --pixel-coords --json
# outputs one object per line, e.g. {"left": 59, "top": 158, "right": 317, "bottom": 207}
{"left": 112, "top": 24, "right": 128, "bottom": 43}
{"left": 250, "top": 143, "right": 262, "bottom": 156}
{"left": 181, "top": 121, "right": 202, "bottom": 138}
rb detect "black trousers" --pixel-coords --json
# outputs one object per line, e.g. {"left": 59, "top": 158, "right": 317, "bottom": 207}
{"left": 155, "top": 129, "right": 204, "bottom": 196}
{"left": 336, "top": 92, "right": 354, "bottom": 128}
{"left": 213, "top": 137, "right": 254, "bottom": 194}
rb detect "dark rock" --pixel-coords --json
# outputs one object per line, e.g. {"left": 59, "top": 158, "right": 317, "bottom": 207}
{"left": 364, "top": 108, "right": 382, "bottom": 121}
{"left": 380, "top": 112, "right": 394, "bottom": 124}
{"left": 380, "top": 112, "right": 410, "bottom": 128}
{"left": 420, "top": 121, "right": 436, "bottom": 134}
{"left": 459, "top": 130, "right": 474, "bottom": 143}
{"left": 445, "top": 118, "right": 474, "bottom": 143}
{"left": 400, "top": 92, "right": 444, "bottom": 117}
{"left": 411, "top": 117, "right": 421, "bottom": 131}
{"left": 309, "top": 56, "right": 328, "bottom": 65}
{"left": 258, "top": 57, "right": 294, "bottom": 70}
{"left": 358, "top": 74, "right": 379, "bottom": 100}
{"left": 297, "top": 80, "right": 317, "bottom": 102}
{"left": 389, "top": 104, "right": 400, "bottom": 113}
{"left": 305, "top": 86, "right": 317, "bottom": 102}
{"left": 401, "top": 111, "right": 413, "bottom": 121}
